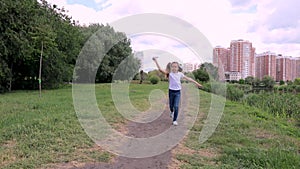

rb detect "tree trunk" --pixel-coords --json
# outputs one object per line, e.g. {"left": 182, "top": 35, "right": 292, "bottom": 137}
{"left": 39, "top": 41, "right": 43, "bottom": 97}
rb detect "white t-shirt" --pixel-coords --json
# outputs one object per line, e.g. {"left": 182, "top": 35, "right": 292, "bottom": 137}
{"left": 169, "top": 72, "right": 184, "bottom": 90}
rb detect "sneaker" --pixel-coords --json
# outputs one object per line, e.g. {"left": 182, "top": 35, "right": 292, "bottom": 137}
{"left": 170, "top": 112, "right": 174, "bottom": 118}
{"left": 172, "top": 121, "right": 178, "bottom": 126}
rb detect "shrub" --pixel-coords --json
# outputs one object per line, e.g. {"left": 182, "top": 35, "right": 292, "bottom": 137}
{"left": 294, "top": 78, "right": 300, "bottom": 85}
{"left": 280, "top": 80, "right": 285, "bottom": 85}
{"left": 226, "top": 85, "right": 244, "bottom": 101}
{"left": 149, "top": 75, "right": 160, "bottom": 84}
{"left": 295, "top": 85, "right": 300, "bottom": 93}
{"left": 210, "top": 82, "right": 227, "bottom": 97}
{"left": 201, "top": 83, "right": 211, "bottom": 92}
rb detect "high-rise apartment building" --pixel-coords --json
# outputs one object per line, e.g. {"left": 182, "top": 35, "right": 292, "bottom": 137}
{"left": 229, "top": 39, "right": 255, "bottom": 79}
{"left": 213, "top": 40, "right": 300, "bottom": 82}
{"left": 255, "top": 51, "right": 277, "bottom": 80}
{"left": 296, "top": 57, "right": 300, "bottom": 79}
{"left": 276, "top": 55, "right": 292, "bottom": 81}
{"left": 213, "top": 40, "right": 255, "bottom": 81}
{"left": 213, "top": 46, "right": 230, "bottom": 72}
{"left": 291, "top": 57, "right": 300, "bottom": 81}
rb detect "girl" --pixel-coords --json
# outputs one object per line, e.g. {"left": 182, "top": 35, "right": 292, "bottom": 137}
{"left": 152, "top": 57, "right": 202, "bottom": 126}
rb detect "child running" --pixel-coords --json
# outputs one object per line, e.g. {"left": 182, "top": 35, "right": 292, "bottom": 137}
{"left": 152, "top": 57, "right": 202, "bottom": 126}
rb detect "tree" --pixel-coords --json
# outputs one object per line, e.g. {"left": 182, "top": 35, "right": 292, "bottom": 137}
{"left": 148, "top": 70, "right": 165, "bottom": 81}
{"left": 193, "top": 68, "right": 209, "bottom": 82}
{"left": 201, "top": 63, "right": 219, "bottom": 80}
{"left": 279, "top": 80, "right": 285, "bottom": 85}
{"left": 294, "top": 78, "right": 300, "bottom": 85}
{"left": 245, "top": 76, "right": 255, "bottom": 85}
{"left": 75, "top": 24, "right": 141, "bottom": 83}
{"left": 239, "top": 79, "right": 245, "bottom": 84}
{"left": 253, "top": 77, "right": 261, "bottom": 87}
{"left": 0, "top": 60, "right": 10, "bottom": 93}
{"left": 0, "top": 0, "right": 84, "bottom": 91}
{"left": 262, "top": 76, "right": 275, "bottom": 88}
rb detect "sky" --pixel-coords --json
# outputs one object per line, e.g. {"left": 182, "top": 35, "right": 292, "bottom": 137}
{"left": 45, "top": 0, "right": 300, "bottom": 70}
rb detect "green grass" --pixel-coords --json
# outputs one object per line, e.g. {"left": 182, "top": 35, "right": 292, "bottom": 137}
{"left": 0, "top": 82, "right": 168, "bottom": 168}
{"left": 177, "top": 91, "right": 300, "bottom": 169}
{"left": 1, "top": 82, "right": 300, "bottom": 168}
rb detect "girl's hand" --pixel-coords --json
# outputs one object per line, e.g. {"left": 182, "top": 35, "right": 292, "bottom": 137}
{"left": 152, "top": 57, "right": 158, "bottom": 61}
{"left": 196, "top": 83, "right": 203, "bottom": 89}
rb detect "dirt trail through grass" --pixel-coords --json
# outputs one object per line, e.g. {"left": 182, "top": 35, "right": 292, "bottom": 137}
{"left": 76, "top": 87, "right": 190, "bottom": 169}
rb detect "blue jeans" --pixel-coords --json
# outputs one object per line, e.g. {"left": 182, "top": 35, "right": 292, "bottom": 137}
{"left": 169, "top": 89, "right": 181, "bottom": 121}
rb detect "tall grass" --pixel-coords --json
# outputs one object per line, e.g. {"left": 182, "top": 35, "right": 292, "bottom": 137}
{"left": 244, "top": 92, "right": 300, "bottom": 118}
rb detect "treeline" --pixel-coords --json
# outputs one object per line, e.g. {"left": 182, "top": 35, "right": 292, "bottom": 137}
{"left": 0, "top": 0, "right": 140, "bottom": 92}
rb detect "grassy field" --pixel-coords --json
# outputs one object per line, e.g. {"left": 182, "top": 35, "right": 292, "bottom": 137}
{"left": 1, "top": 82, "right": 300, "bottom": 168}
{"left": 176, "top": 91, "right": 300, "bottom": 168}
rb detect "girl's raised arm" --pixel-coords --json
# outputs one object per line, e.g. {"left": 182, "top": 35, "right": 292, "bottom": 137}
{"left": 152, "top": 57, "right": 168, "bottom": 75}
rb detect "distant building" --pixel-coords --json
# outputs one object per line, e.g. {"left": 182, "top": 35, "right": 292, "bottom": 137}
{"left": 225, "top": 71, "right": 241, "bottom": 81}
{"left": 194, "top": 63, "right": 200, "bottom": 70}
{"left": 255, "top": 51, "right": 277, "bottom": 80}
{"left": 291, "top": 57, "right": 300, "bottom": 81}
{"left": 296, "top": 57, "right": 300, "bottom": 79}
{"left": 229, "top": 39, "right": 255, "bottom": 79}
{"left": 213, "top": 39, "right": 255, "bottom": 80}
{"left": 213, "top": 46, "right": 230, "bottom": 81}
{"left": 213, "top": 40, "right": 300, "bottom": 82}
{"left": 183, "top": 63, "right": 194, "bottom": 72}
{"left": 213, "top": 46, "right": 230, "bottom": 72}
{"left": 276, "top": 55, "right": 292, "bottom": 82}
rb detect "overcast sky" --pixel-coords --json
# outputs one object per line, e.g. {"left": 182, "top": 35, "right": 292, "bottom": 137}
{"left": 46, "top": 0, "right": 300, "bottom": 69}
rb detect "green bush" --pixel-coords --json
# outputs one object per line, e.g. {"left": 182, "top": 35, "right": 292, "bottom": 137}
{"left": 149, "top": 75, "right": 160, "bottom": 84}
{"left": 226, "top": 85, "right": 244, "bottom": 101}
{"left": 294, "top": 78, "right": 300, "bottom": 85}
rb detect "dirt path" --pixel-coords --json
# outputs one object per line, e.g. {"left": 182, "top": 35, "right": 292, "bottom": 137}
{"left": 73, "top": 87, "right": 190, "bottom": 169}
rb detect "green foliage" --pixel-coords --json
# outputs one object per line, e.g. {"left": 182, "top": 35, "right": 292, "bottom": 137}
{"left": 253, "top": 77, "right": 262, "bottom": 87}
{"left": 287, "top": 80, "right": 293, "bottom": 85}
{"left": 148, "top": 70, "right": 166, "bottom": 81}
{"left": 112, "top": 54, "right": 141, "bottom": 81}
{"left": 261, "top": 76, "right": 275, "bottom": 88}
{"left": 245, "top": 76, "right": 254, "bottom": 85}
{"left": 244, "top": 93, "right": 300, "bottom": 118}
{"left": 149, "top": 75, "right": 160, "bottom": 84}
{"left": 0, "top": 60, "right": 10, "bottom": 92}
{"left": 192, "top": 62, "right": 218, "bottom": 82}
{"left": 192, "top": 68, "right": 209, "bottom": 82}
{"left": 280, "top": 80, "right": 285, "bottom": 85}
{"left": 201, "top": 62, "right": 219, "bottom": 81}
{"left": 294, "top": 78, "right": 300, "bottom": 85}
{"left": 0, "top": 0, "right": 82, "bottom": 90}
{"left": 274, "top": 85, "right": 300, "bottom": 93}
{"left": 226, "top": 85, "right": 244, "bottom": 101}
{"left": 201, "top": 83, "right": 212, "bottom": 92}
{"left": 0, "top": 1, "right": 140, "bottom": 91}
{"left": 239, "top": 78, "right": 245, "bottom": 84}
